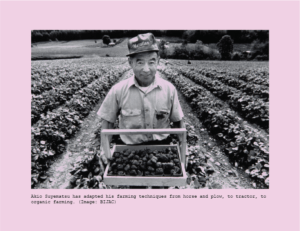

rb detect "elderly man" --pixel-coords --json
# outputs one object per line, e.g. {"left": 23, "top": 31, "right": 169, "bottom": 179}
{"left": 98, "top": 33, "right": 184, "bottom": 160}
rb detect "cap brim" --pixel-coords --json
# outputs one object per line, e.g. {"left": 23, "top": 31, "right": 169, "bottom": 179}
{"left": 126, "top": 49, "right": 160, "bottom": 57}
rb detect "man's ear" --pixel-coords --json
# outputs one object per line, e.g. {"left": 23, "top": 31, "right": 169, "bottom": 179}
{"left": 128, "top": 56, "right": 133, "bottom": 67}
{"left": 157, "top": 55, "right": 160, "bottom": 65}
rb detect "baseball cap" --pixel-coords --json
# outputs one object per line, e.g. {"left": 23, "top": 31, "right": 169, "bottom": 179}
{"left": 126, "top": 33, "right": 159, "bottom": 57}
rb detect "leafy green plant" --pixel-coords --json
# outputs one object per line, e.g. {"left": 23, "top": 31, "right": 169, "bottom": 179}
{"left": 159, "top": 66, "right": 269, "bottom": 188}
{"left": 31, "top": 63, "right": 130, "bottom": 188}
{"left": 176, "top": 67, "right": 269, "bottom": 129}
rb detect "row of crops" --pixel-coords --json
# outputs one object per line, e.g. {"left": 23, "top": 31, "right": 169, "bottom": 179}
{"left": 197, "top": 68, "right": 268, "bottom": 87}
{"left": 31, "top": 70, "right": 108, "bottom": 124}
{"left": 31, "top": 58, "right": 269, "bottom": 189}
{"left": 31, "top": 59, "right": 130, "bottom": 187}
{"left": 166, "top": 60, "right": 269, "bottom": 86}
{"left": 176, "top": 66, "right": 269, "bottom": 101}
{"left": 173, "top": 66, "right": 269, "bottom": 130}
{"left": 159, "top": 66, "right": 269, "bottom": 187}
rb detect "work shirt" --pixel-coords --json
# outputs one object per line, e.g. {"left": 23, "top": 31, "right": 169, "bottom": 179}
{"left": 97, "top": 73, "right": 184, "bottom": 144}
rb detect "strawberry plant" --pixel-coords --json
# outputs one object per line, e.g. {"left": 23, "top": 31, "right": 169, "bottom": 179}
{"left": 177, "top": 66, "right": 269, "bottom": 101}
{"left": 31, "top": 64, "right": 130, "bottom": 188}
{"left": 160, "top": 66, "right": 269, "bottom": 188}
{"left": 174, "top": 67, "right": 269, "bottom": 130}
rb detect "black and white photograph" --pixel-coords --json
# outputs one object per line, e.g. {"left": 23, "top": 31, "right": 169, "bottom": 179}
{"left": 31, "top": 30, "right": 269, "bottom": 189}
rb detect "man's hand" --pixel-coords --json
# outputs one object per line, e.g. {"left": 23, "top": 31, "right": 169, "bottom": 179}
{"left": 97, "top": 146, "right": 107, "bottom": 175}
{"left": 99, "top": 119, "right": 114, "bottom": 166}
{"left": 172, "top": 120, "right": 185, "bottom": 145}
{"left": 100, "top": 146, "right": 108, "bottom": 165}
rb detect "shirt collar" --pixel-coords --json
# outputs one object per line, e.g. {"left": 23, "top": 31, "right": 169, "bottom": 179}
{"left": 129, "top": 73, "right": 162, "bottom": 90}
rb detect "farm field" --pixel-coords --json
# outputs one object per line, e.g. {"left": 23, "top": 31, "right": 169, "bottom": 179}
{"left": 160, "top": 60, "right": 269, "bottom": 188}
{"left": 31, "top": 57, "right": 130, "bottom": 188}
{"left": 31, "top": 55, "right": 269, "bottom": 189}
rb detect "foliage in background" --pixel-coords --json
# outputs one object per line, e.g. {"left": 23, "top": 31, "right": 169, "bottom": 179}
{"left": 232, "top": 52, "right": 242, "bottom": 61}
{"left": 172, "top": 45, "right": 190, "bottom": 59}
{"left": 102, "top": 35, "right": 111, "bottom": 46}
{"left": 217, "top": 35, "right": 234, "bottom": 60}
{"left": 181, "top": 40, "right": 188, "bottom": 47}
{"left": 158, "top": 39, "right": 168, "bottom": 58}
{"left": 251, "top": 40, "right": 269, "bottom": 58}
{"left": 169, "top": 43, "right": 220, "bottom": 60}
{"left": 182, "top": 30, "right": 269, "bottom": 44}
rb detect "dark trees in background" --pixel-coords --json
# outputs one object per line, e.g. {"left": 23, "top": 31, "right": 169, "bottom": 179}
{"left": 217, "top": 35, "right": 234, "bottom": 60}
{"left": 32, "top": 32, "right": 43, "bottom": 42}
{"left": 182, "top": 40, "right": 188, "bottom": 46}
{"left": 31, "top": 30, "right": 186, "bottom": 43}
{"left": 250, "top": 40, "right": 269, "bottom": 60}
{"left": 42, "top": 32, "right": 50, "bottom": 41}
{"left": 158, "top": 39, "right": 167, "bottom": 58}
{"left": 181, "top": 30, "right": 269, "bottom": 44}
{"left": 185, "top": 30, "right": 227, "bottom": 43}
{"left": 102, "top": 35, "right": 111, "bottom": 46}
{"left": 49, "top": 31, "right": 58, "bottom": 41}
{"left": 31, "top": 30, "right": 268, "bottom": 46}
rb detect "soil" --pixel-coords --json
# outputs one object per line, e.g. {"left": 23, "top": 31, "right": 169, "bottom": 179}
{"left": 35, "top": 65, "right": 258, "bottom": 189}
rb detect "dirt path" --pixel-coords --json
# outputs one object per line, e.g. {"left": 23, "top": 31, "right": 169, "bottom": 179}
{"left": 35, "top": 69, "right": 133, "bottom": 189}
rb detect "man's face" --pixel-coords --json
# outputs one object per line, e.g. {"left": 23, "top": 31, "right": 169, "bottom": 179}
{"left": 128, "top": 51, "right": 160, "bottom": 87}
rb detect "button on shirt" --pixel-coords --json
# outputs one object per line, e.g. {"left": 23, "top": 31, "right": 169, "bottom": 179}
{"left": 97, "top": 73, "right": 184, "bottom": 144}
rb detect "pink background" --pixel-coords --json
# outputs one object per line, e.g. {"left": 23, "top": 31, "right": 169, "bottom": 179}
{"left": 0, "top": 1, "right": 299, "bottom": 231}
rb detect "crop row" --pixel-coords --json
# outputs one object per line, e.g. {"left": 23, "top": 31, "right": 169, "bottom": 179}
{"left": 197, "top": 68, "right": 269, "bottom": 87}
{"left": 164, "top": 60, "right": 269, "bottom": 87}
{"left": 32, "top": 71, "right": 74, "bottom": 94}
{"left": 31, "top": 65, "right": 113, "bottom": 95}
{"left": 236, "top": 70, "right": 269, "bottom": 86}
{"left": 172, "top": 67, "right": 269, "bottom": 130}
{"left": 159, "top": 67, "right": 269, "bottom": 187}
{"left": 31, "top": 58, "right": 128, "bottom": 93}
{"left": 176, "top": 66, "right": 269, "bottom": 101}
{"left": 31, "top": 65, "right": 130, "bottom": 187}
{"left": 31, "top": 71, "right": 110, "bottom": 124}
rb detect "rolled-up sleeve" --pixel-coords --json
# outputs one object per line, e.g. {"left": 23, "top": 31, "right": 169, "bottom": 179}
{"left": 97, "top": 86, "right": 119, "bottom": 123}
{"left": 169, "top": 88, "right": 184, "bottom": 122}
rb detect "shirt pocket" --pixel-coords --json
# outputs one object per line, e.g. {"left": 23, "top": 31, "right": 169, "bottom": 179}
{"left": 154, "top": 108, "right": 170, "bottom": 128}
{"left": 121, "top": 109, "right": 143, "bottom": 129}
